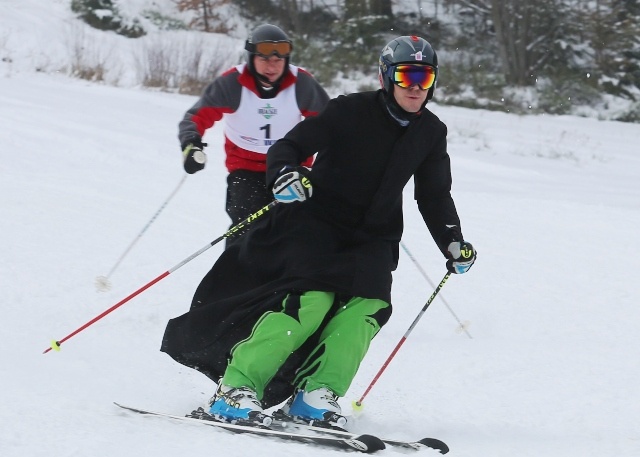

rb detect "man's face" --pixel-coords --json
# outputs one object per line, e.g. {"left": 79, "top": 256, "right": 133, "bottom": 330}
{"left": 393, "top": 84, "right": 428, "bottom": 113}
{"left": 253, "top": 55, "right": 286, "bottom": 86}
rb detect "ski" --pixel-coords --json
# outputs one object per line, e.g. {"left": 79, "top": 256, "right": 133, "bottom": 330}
{"left": 114, "top": 402, "right": 448, "bottom": 454}
{"left": 114, "top": 402, "right": 385, "bottom": 453}
{"left": 268, "top": 410, "right": 449, "bottom": 454}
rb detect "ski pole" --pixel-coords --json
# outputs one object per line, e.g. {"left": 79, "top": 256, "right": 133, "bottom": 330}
{"left": 44, "top": 200, "right": 279, "bottom": 354}
{"left": 353, "top": 272, "right": 451, "bottom": 410}
{"left": 400, "top": 241, "right": 472, "bottom": 338}
{"left": 95, "top": 174, "right": 188, "bottom": 292}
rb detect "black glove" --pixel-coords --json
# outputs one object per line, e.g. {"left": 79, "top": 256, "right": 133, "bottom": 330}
{"left": 446, "top": 241, "right": 476, "bottom": 274}
{"left": 182, "top": 139, "right": 207, "bottom": 174}
{"left": 272, "top": 166, "right": 313, "bottom": 203}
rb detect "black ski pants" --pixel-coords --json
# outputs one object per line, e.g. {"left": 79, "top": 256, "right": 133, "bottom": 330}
{"left": 225, "top": 169, "right": 273, "bottom": 246}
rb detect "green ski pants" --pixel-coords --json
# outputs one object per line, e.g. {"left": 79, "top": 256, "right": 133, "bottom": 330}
{"left": 222, "top": 291, "right": 390, "bottom": 399}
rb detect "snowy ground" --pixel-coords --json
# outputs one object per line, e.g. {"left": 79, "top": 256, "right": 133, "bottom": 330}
{"left": 2, "top": 1, "right": 640, "bottom": 456}
{"left": 2, "top": 70, "right": 640, "bottom": 457}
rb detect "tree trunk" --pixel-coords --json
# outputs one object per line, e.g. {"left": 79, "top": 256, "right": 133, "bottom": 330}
{"left": 201, "top": 0, "right": 210, "bottom": 32}
{"left": 490, "top": 0, "right": 534, "bottom": 85}
{"left": 369, "top": 0, "right": 393, "bottom": 16}
{"left": 279, "top": 0, "right": 301, "bottom": 32}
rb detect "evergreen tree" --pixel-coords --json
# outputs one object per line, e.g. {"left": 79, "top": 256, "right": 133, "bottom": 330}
{"left": 70, "top": 0, "right": 145, "bottom": 37}
{"left": 587, "top": 0, "right": 640, "bottom": 99}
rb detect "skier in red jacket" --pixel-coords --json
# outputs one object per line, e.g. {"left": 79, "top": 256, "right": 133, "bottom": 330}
{"left": 178, "top": 24, "right": 329, "bottom": 239}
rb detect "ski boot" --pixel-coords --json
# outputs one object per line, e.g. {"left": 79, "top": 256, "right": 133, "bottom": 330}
{"left": 208, "top": 384, "right": 272, "bottom": 427}
{"left": 279, "top": 387, "right": 347, "bottom": 429}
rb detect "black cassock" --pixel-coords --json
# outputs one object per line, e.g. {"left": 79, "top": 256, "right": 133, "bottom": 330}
{"left": 161, "top": 91, "right": 460, "bottom": 407}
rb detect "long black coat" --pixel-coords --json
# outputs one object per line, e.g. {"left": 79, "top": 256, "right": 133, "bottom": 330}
{"left": 161, "top": 90, "right": 462, "bottom": 407}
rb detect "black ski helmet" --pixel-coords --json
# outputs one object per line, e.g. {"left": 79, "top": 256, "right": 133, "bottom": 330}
{"left": 379, "top": 36, "right": 438, "bottom": 102}
{"left": 245, "top": 24, "right": 293, "bottom": 76}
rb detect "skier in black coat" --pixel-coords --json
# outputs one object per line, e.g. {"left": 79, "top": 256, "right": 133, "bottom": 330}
{"left": 161, "top": 36, "right": 477, "bottom": 427}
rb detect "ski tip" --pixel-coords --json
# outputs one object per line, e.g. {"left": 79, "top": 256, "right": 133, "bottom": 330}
{"left": 418, "top": 437, "right": 450, "bottom": 454}
{"left": 348, "top": 434, "right": 385, "bottom": 453}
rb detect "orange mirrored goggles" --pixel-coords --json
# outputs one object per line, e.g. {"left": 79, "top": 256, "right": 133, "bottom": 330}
{"left": 392, "top": 64, "right": 436, "bottom": 90}
{"left": 254, "top": 41, "right": 292, "bottom": 58}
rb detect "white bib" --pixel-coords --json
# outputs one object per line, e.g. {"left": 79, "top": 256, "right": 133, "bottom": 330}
{"left": 225, "top": 65, "right": 304, "bottom": 154}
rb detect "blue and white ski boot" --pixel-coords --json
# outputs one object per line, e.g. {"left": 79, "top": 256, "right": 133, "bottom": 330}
{"left": 282, "top": 387, "right": 347, "bottom": 428}
{"left": 209, "top": 384, "right": 272, "bottom": 427}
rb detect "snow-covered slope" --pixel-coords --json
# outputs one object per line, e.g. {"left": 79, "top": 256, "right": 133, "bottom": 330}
{"left": 2, "top": 1, "right": 640, "bottom": 456}
{"left": 2, "top": 69, "right": 639, "bottom": 457}
{"left": 1, "top": 0, "right": 244, "bottom": 87}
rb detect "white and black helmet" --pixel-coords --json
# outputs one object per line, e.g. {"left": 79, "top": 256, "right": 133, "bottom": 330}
{"left": 379, "top": 36, "right": 439, "bottom": 101}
